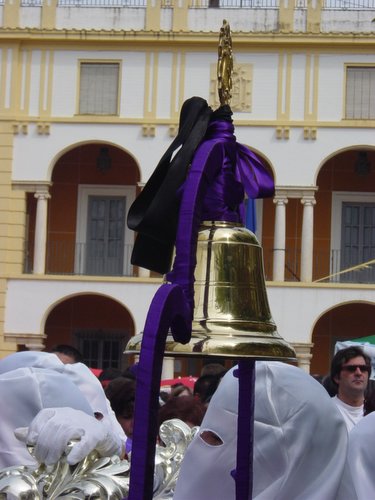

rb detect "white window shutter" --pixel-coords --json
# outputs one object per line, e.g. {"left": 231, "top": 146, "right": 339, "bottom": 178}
{"left": 79, "top": 63, "right": 119, "bottom": 115}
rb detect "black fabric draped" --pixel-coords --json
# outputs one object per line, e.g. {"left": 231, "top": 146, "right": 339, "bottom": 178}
{"left": 127, "top": 97, "right": 213, "bottom": 274}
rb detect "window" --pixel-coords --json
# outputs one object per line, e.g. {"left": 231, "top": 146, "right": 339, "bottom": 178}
{"left": 79, "top": 62, "right": 120, "bottom": 115}
{"left": 340, "top": 202, "right": 375, "bottom": 283}
{"left": 76, "top": 330, "right": 127, "bottom": 369}
{"left": 75, "top": 185, "right": 135, "bottom": 276}
{"left": 345, "top": 66, "right": 375, "bottom": 120}
{"left": 331, "top": 192, "right": 375, "bottom": 283}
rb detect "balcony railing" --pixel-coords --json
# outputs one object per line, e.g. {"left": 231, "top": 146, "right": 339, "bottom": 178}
{"left": 14, "top": 0, "right": 375, "bottom": 8}
{"left": 24, "top": 240, "right": 375, "bottom": 284}
{"left": 24, "top": 241, "right": 135, "bottom": 277}
{"left": 57, "top": 0, "right": 146, "bottom": 6}
{"left": 262, "top": 248, "right": 375, "bottom": 284}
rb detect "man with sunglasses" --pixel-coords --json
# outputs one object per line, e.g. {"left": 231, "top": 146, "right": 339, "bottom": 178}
{"left": 330, "top": 346, "right": 372, "bottom": 432}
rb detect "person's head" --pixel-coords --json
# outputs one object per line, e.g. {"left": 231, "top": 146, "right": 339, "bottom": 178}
{"left": 174, "top": 362, "right": 348, "bottom": 500}
{"left": 170, "top": 384, "right": 192, "bottom": 398}
{"left": 50, "top": 344, "right": 83, "bottom": 364}
{"left": 158, "top": 395, "right": 206, "bottom": 431}
{"left": 98, "top": 368, "right": 122, "bottom": 389}
{"left": 122, "top": 366, "right": 137, "bottom": 380}
{"left": 330, "top": 346, "right": 371, "bottom": 403}
{"left": 200, "top": 363, "right": 227, "bottom": 377}
{"left": 105, "top": 377, "right": 136, "bottom": 439}
{"left": 194, "top": 374, "right": 222, "bottom": 405}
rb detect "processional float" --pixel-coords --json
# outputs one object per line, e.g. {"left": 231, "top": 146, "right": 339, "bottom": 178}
{"left": 0, "top": 21, "right": 296, "bottom": 500}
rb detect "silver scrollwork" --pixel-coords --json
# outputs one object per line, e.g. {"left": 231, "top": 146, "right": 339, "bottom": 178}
{"left": 0, "top": 419, "right": 196, "bottom": 499}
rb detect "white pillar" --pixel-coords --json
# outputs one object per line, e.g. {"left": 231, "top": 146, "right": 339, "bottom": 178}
{"left": 292, "top": 343, "right": 314, "bottom": 373}
{"left": 300, "top": 195, "right": 316, "bottom": 282}
{"left": 135, "top": 181, "right": 151, "bottom": 278}
{"left": 33, "top": 190, "right": 50, "bottom": 274}
{"left": 161, "top": 357, "right": 175, "bottom": 379}
{"left": 138, "top": 267, "right": 151, "bottom": 278}
{"left": 273, "top": 194, "right": 288, "bottom": 281}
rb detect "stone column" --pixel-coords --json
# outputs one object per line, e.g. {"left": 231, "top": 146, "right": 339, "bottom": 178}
{"left": 25, "top": 340, "right": 45, "bottom": 351}
{"left": 293, "top": 343, "right": 314, "bottom": 373}
{"left": 161, "top": 357, "right": 175, "bottom": 380}
{"left": 138, "top": 267, "right": 151, "bottom": 278}
{"left": 135, "top": 181, "right": 151, "bottom": 278}
{"left": 33, "top": 189, "right": 51, "bottom": 274}
{"left": 273, "top": 194, "right": 288, "bottom": 281}
{"left": 300, "top": 195, "right": 316, "bottom": 282}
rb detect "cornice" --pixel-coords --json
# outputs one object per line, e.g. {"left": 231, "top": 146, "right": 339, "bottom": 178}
{"left": 1, "top": 28, "right": 375, "bottom": 48}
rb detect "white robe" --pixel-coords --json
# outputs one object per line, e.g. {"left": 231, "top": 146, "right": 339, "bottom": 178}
{"left": 337, "top": 411, "right": 375, "bottom": 500}
{"left": 0, "top": 351, "right": 125, "bottom": 468}
{"left": 174, "top": 362, "right": 348, "bottom": 500}
{"left": 0, "top": 366, "right": 93, "bottom": 467}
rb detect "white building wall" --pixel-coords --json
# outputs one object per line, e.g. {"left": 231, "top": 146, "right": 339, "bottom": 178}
{"left": 55, "top": 7, "right": 146, "bottom": 31}
{"left": 11, "top": 5, "right": 375, "bottom": 33}
{"left": 122, "top": 52, "right": 147, "bottom": 119}
{"left": 10, "top": 123, "right": 375, "bottom": 185}
{"left": 156, "top": 52, "right": 174, "bottom": 119}
{"left": 4, "top": 279, "right": 374, "bottom": 349}
{"left": 290, "top": 53, "right": 307, "bottom": 122}
{"left": 4, "top": 279, "right": 160, "bottom": 337}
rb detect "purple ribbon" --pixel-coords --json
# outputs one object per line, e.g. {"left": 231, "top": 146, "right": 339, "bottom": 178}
{"left": 127, "top": 284, "right": 191, "bottom": 500}
{"left": 167, "top": 119, "right": 274, "bottom": 311}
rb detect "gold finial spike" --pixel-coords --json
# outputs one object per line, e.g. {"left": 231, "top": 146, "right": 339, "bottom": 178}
{"left": 217, "top": 19, "right": 233, "bottom": 106}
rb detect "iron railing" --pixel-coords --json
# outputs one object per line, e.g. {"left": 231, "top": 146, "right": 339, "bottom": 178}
{"left": 15, "top": 0, "right": 375, "bottom": 8}
{"left": 262, "top": 248, "right": 375, "bottom": 284}
{"left": 24, "top": 240, "right": 375, "bottom": 283}
{"left": 57, "top": 0, "right": 146, "bottom": 6}
{"left": 24, "top": 241, "right": 134, "bottom": 277}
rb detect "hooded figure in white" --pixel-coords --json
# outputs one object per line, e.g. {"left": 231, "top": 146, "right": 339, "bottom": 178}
{"left": 337, "top": 411, "right": 375, "bottom": 499}
{"left": 0, "top": 351, "right": 125, "bottom": 468}
{"left": 174, "top": 362, "right": 347, "bottom": 500}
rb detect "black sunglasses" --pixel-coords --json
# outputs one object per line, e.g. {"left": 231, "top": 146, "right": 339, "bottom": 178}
{"left": 341, "top": 364, "right": 371, "bottom": 374}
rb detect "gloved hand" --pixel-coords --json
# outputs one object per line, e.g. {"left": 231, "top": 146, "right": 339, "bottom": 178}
{"left": 14, "top": 407, "right": 123, "bottom": 465}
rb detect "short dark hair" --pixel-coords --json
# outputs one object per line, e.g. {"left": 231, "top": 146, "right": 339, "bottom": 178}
{"left": 194, "top": 374, "right": 222, "bottom": 404}
{"left": 105, "top": 377, "right": 136, "bottom": 418}
{"left": 158, "top": 395, "right": 206, "bottom": 429}
{"left": 330, "top": 346, "right": 371, "bottom": 386}
{"left": 50, "top": 344, "right": 83, "bottom": 363}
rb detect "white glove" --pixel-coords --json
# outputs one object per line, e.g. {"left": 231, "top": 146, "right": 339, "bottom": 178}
{"left": 15, "top": 407, "right": 123, "bottom": 466}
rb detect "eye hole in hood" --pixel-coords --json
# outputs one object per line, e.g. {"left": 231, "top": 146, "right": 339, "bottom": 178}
{"left": 199, "top": 429, "right": 223, "bottom": 446}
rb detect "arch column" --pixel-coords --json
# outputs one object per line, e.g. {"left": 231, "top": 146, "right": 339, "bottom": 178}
{"left": 138, "top": 267, "right": 151, "bottom": 278}
{"left": 161, "top": 357, "right": 175, "bottom": 379}
{"left": 292, "top": 343, "right": 314, "bottom": 373}
{"left": 300, "top": 194, "right": 316, "bottom": 282}
{"left": 135, "top": 181, "right": 151, "bottom": 278}
{"left": 33, "top": 189, "right": 51, "bottom": 274}
{"left": 273, "top": 193, "right": 288, "bottom": 281}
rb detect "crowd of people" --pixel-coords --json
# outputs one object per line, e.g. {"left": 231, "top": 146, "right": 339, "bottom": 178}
{"left": 0, "top": 344, "right": 374, "bottom": 498}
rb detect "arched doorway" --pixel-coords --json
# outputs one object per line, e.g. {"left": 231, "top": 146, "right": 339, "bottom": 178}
{"left": 311, "top": 302, "right": 375, "bottom": 376}
{"left": 25, "top": 142, "right": 140, "bottom": 277}
{"left": 314, "top": 148, "right": 375, "bottom": 283}
{"left": 44, "top": 294, "right": 135, "bottom": 370}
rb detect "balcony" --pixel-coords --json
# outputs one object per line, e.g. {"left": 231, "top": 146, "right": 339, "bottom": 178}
{"left": 24, "top": 241, "right": 135, "bottom": 277}
{"left": 263, "top": 248, "right": 375, "bottom": 284}
{"left": 23, "top": 239, "right": 375, "bottom": 284}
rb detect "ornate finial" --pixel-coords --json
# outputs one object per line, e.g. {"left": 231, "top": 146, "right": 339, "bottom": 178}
{"left": 217, "top": 19, "right": 233, "bottom": 106}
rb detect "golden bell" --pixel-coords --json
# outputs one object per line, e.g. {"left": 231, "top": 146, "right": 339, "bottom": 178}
{"left": 126, "top": 221, "right": 296, "bottom": 361}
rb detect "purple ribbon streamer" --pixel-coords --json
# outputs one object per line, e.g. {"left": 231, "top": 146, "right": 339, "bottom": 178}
{"left": 127, "top": 284, "right": 191, "bottom": 500}
{"left": 167, "top": 119, "right": 274, "bottom": 311}
{"left": 232, "top": 360, "right": 256, "bottom": 499}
